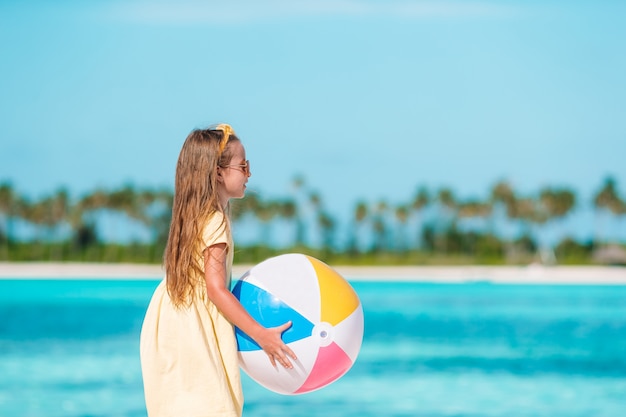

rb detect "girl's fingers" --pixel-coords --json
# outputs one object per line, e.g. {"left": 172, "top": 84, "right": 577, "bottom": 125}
{"left": 281, "top": 356, "right": 293, "bottom": 369}
{"left": 277, "top": 321, "right": 292, "bottom": 332}
{"left": 263, "top": 321, "right": 297, "bottom": 368}
{"left": 274, "top": 345, "right": 296, "bottom": 368}
{"left": 268, "top": 352, "right": 292, "bottom": 369}
{"left": 285, "top": 345, "right": 297, "bottom": 360}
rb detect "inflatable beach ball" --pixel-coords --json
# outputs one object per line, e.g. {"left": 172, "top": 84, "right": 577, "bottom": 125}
{"left": 232, "top": 253, "right": 364, "bottom": 395}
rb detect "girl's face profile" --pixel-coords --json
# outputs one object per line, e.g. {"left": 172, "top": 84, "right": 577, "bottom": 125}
{"left": 217, "top": 141, "right": 251, "bottom": 205}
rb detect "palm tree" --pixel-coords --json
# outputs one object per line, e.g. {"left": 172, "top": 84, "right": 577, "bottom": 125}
{"left": 0, "top": 182, "right": 16, "bottom": 259}
{"left": 256, "top": 198, "right": 278, "bottom": 247}
{"left": 539, "top": 186, "right": 576, "bottom": 244}
{"left": 490, "top": 180, "right": 516, "bottom": 207}
{"left": 309, "top": 192, "right": 338, "bottom": 253}
{"left": 540, "top": 188, "right": 576, "bottom": 217}
{"left": 78, "top": 189, "right": 109, "bottom": 224}
{"left": 317, "top": 210, "right": 336, "bottom": 256}
{"left": 289, "top": 175, "right": 307, "bottom": 247}
{"left": 411, "top": 186, "right": 430, "bottom": 249}
{"left": 276, "top": 198, "right": 299, "bottom": 248}
{"left": 455, "top": 198, "right": 492, "bottom": 257}
{"left": 506, "top": 196, "right": 547, "bottom": 262}
{"left": 348, "top": 200, "right": 369, "bottom": 255}
{"left": 108, "top": 184, "right": 146, "bottom": 223}
{"left": 489, "top": 180, "right": 516, "bottom": 232}
{"left": 535, "top": 187, "right": 576, "bottom": 263}
{"left": 231, "top": 192, "right": 260, "bottom": 222}
{"left": 594, "top": 177, "right": 621, "bottom": 212}
{"left": 593, "top": 176, "right": 626, "bottom": 244}
{"left": 489, "top": 180, "right": 519, "bottom": 257}
{"left": 435, "top": 187, "right": 456, "bottom": 254}
{"left": 149, "top": 187, "right": 174, "bottom": 259}
{"left": 130, "top": 187, "right": 168, "bottom": 261}
{"left": 458, "top": 200, "right": 492, "bottom": 219}
{"left": 308, "top": 191, "right": 323, "bottom": 248}
{"left": 394, "top": 204, "right": 410, "bottom": 252}
{"left": 43, "top": 188, "right": 70, "bottom": 260}
{"left": 457, "top": 199, "right": 492, "bottom": 239}
{"left": 23, "top": 195, "right": 48, "bottom": 259}
{"left": 370, "top": 200, "right": 391, "bottom": 253}
{"left": 506, "top": 197, "right": 536, "bottom": 229}
{"left": 74, "top": 188, "right": 109, "bottom": 258}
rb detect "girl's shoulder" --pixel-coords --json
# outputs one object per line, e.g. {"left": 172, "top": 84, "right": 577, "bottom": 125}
{"left": 201, "top": 210, "right": 231, "bottom": 247}
{"left": 204, "top": 210, "right": 228, "bottom": 229}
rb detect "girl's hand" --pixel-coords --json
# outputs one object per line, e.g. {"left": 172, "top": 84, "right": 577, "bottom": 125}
{"left": 202, "top": 244, "right": 296, "bottom": 369}
{"left": 255, "top": 321, "right": 298, "bottom": 369}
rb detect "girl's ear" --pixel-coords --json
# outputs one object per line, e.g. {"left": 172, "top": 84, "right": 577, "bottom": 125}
{"left": 216, "top": 166, "right": 224, "bottom": 183}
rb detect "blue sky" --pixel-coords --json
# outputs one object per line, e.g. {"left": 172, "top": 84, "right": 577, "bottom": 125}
{"left": 1, "top": 0, "right": 625, "bottom": 227}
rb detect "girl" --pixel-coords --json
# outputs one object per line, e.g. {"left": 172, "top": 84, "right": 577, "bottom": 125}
{"left": 140, "top": 124, "right": 297, "bottom": 417}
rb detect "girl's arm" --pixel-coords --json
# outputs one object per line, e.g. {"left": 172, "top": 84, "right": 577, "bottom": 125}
{"left": 203, "top": 242, "right": 297, "bottom": 369}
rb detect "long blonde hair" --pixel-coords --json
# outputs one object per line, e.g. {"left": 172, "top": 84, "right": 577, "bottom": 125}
{"left": 164, "top": 125, "right": 239, "bottom": 308}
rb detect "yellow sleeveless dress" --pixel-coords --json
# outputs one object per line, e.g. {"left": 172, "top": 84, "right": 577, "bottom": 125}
{"left": 140, "top": 212, "right": 243, "bottom": 417}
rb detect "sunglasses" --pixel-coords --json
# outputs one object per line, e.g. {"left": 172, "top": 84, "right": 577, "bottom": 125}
{"left": 221, "top": 160, "right": 251, "bottom": 176}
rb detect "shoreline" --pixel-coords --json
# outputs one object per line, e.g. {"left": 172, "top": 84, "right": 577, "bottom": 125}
{"left": 1, "top": 262, "right": 626, "bottom": 284}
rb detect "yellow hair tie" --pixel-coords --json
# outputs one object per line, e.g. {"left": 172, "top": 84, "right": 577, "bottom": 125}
{"left": 212, "top": 123, "right": 235, "bottom": 155}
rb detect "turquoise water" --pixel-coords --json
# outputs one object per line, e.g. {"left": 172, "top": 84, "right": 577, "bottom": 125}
{"left": 1, "top": 279, "right": 625, "bottom": 417}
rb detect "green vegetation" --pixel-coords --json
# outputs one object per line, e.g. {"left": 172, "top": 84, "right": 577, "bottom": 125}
{"left": 1, "top": 176, "right": 625, "bottom": 266}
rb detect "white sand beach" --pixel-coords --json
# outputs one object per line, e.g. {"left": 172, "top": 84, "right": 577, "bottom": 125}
{"left": 1, "top": 262, "right": 626, "bottom": 284}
